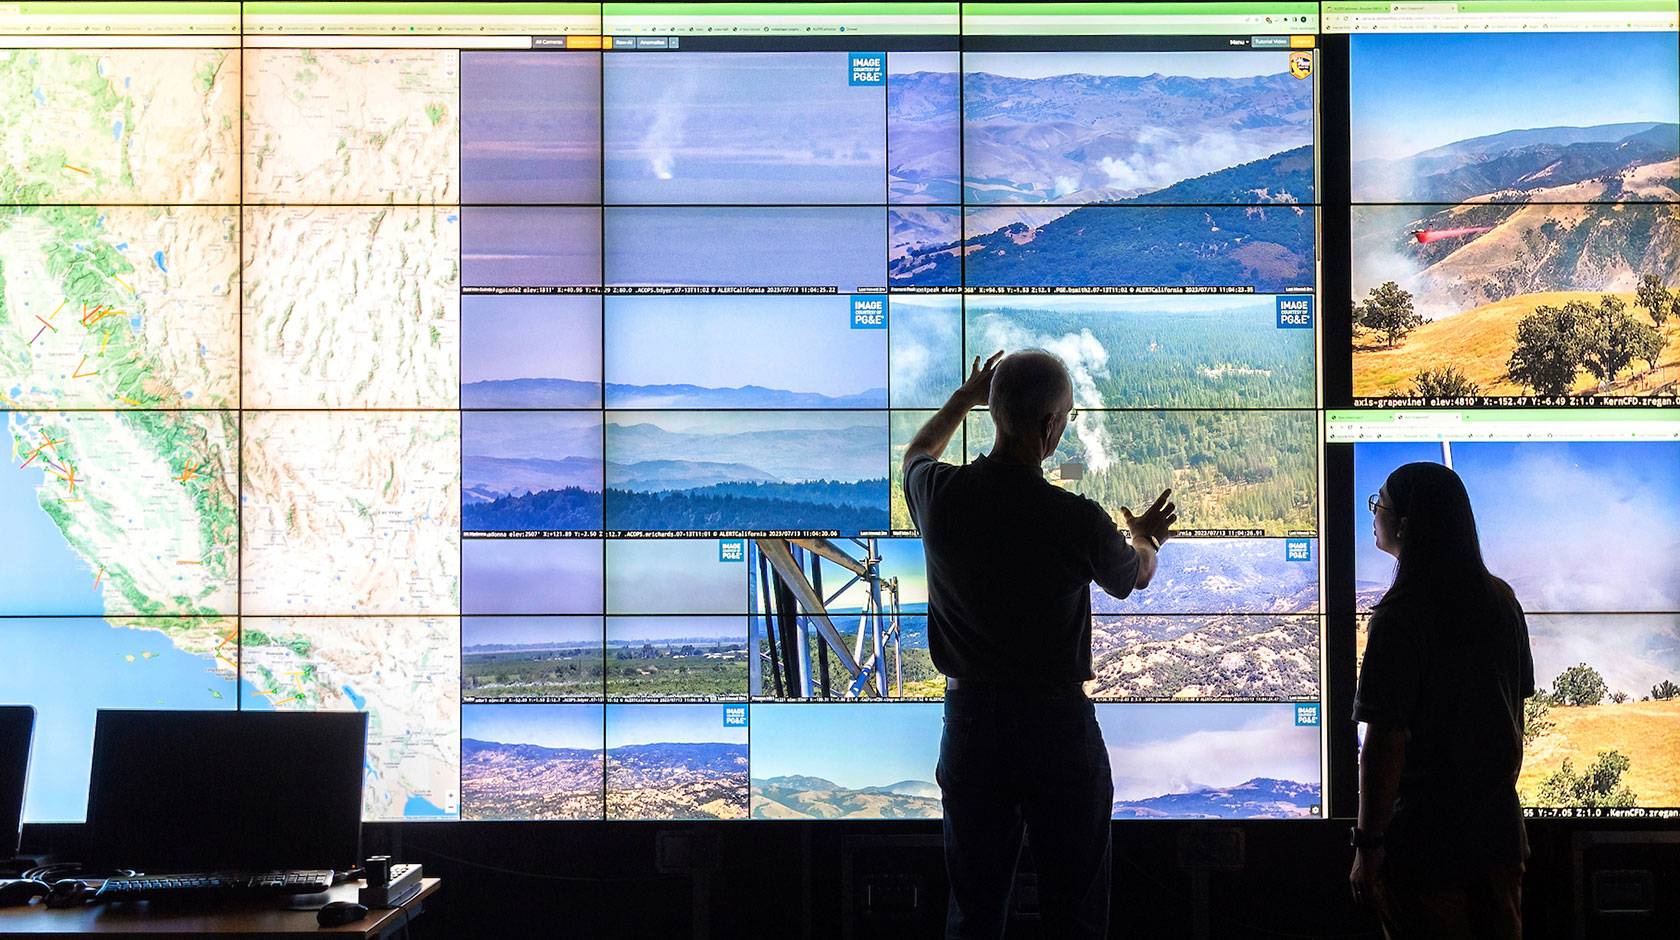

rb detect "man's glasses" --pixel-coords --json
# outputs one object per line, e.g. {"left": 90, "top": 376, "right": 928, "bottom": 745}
{"left": 1068, "top": 408, "right": 1080, "bottom": 423}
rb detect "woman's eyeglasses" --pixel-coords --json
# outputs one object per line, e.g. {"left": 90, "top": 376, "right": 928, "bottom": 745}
{"left": 1367, "top": 494, "right": 1392, "bottom": 514}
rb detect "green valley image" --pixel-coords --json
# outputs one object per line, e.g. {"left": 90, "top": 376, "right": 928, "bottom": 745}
{"left": 603, "top": 411, "right": 889, "bottom": 533}
{"left": 1101, "top": 704, "right": 1320, "bottom": 819}
{"left": 965, "top": 295, "right": 1315, "bottom": 409}
{"left": 461, "top": 704, "right": 603, "bottom": 820}
{"left": 605, "top": 704, "right": 749, "bottom": 820}
{"left": 968, "top": 410, "right": 1316, "bottom": 536}
{"left": 606, "top": 616, "right": 750, "bottom": 700}
{"left": 1518, "top": 615, "right": 1680, "bottom": 813}
{"left": 461, "top": 616, "right": 603, "bottom": 702}
{"left": 1089, "top": 615, "right": 1319, "bottom": 701}
{"left": 1349, "top": 31, "right": 1680, "bottom": 400}
{"left": 750, "top": 703, "right": 943, "bottom": 819}
{"left": 462, "top": 411, "right": 603, "bottom": 532}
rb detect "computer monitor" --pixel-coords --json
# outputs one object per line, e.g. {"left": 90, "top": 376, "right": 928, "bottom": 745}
{"left": 0, "top": 706, "right": 32, "bottom": 857}
{"left": 86, "top": 710, "right": 366, "bottom": 873}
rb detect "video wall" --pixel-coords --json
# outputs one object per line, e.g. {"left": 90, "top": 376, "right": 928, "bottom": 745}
{"left": 0, "top": 1, "right": 1672, "bottom": 824}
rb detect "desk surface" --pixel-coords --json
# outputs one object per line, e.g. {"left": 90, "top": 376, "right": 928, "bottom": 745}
{"left": 0, "top": 878, "right": 439, "bottom": 939}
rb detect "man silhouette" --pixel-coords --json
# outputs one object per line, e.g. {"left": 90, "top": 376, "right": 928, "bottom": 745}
{"left": 902, "top": 349, "right": 1176, "bottom": 940}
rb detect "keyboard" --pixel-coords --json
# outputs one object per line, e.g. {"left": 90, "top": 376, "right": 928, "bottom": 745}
{"left": 95, "top": 869, "right": 334, "bottom": 901}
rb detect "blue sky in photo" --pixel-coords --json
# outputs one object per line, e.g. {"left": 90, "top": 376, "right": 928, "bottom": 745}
{"left": 463, "top": 539, "right": 604, "bottom": 615}
{"left": 461, "top": 51, "right": 601, "bottom": 203}
{"left": 603, "top": 295, "right": 885, "bottom": 398}
{"left": 965, "top": 50, "right": 1295, "bottom": 80}
{"left": 463, "top": 703, "right": 602, "bottom": 750}
{"left": 1350, "top": 31, "right": 1680, "bottom": 160}
{"left": 606, "top": 703, "right": 749, "bottom": 747}
{"left": 606, "top": 540, "right": 748, "bottom": 615}
{"left": 604, "top": 52, "right": 884, "bottom": 203}
{"left": 607, "top": 615, "right": 748, "bottom": 644}
{"left": 463, "top": 615, "right": 603, "bottom": 649}
{"left": 461, "top": 294, "right": 601, "bottom": 386}
{"left": 463, "top": 410, "right": 602, "bottom": 462}
{"left": 747, "top": 703, "right": 942, "bottom": 789}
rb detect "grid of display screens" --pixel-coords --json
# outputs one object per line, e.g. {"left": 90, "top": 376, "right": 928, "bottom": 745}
{"left": 1327, "top": 0, "right": 1680, "bottom": 818}
{"left": 0, "top": 1, "right": 1327, "bottom": 823}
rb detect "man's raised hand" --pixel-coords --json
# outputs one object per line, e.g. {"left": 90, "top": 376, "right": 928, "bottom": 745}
{"left": 1121, "top": 489, "right": 1177, "bottom": 547}
{"left": 955, "top": 350, "right": 1005, "bottom": 409}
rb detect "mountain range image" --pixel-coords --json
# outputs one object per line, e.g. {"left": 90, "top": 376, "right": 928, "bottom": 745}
{"left": 1112, "top": 777, "right": 1319, "bottom": 819}
{"left": 1354, "top": 122, "right": 1679, "bottom": 203}
{"left": 953, "top": 69, "right": 1313, "bottom": 205}
{"left": 751, "top": 775, "right": 942, "bottom": 819}
{"left": 607, "top": 742, "right": 749, "bottom": 820}
{"left": 462, "top": 378, "right": 887, "bottom": 410}
{"left": 1097, "top": 540, "right": 1319, "bottom": 615}
{"left": 901, "top": 146, "right": 1316, "bottom": 292}
{"left": 461, "top": 738, "right": 603, "bottom": 820}
{"left": 887, "top": 69, "right": 960, "bottom": 202}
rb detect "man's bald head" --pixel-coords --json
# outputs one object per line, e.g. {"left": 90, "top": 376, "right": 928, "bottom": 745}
{"left": 988, "top": 349, "right": 1074, "bottom": 439}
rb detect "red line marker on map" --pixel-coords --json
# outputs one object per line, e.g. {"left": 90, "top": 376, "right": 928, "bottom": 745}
{"left": 93, "top": 566, "right": 105, "bottom": 588}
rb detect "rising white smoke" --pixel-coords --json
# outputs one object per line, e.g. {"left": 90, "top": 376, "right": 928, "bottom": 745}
{"left": 973, "top": 315, "right": 1115, "bottom": 472}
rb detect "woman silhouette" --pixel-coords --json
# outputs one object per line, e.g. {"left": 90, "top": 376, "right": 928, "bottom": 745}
{"left": 1350, "top": 462, "right": 1535, "bottom": 939}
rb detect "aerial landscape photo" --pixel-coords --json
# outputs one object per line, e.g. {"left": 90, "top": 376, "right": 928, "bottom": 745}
{"left": 462, "top": 616, "right": 604, "bottom": 702}
{"left": 1520, "top": 614, "right": 1680, "bottom": 811}
{"left": 1349, "top": 31, "right": 1680, "bottom": 400}
{"left": 605, "top": 539, "right": 749, "bottom": 615}
{"left": 604, "top": 411, "right": 890, "bottom": 533}
{"left": 969, "top": 409, "right": 1317, "bottom": 536}
{"left": 604, "top": 51, "right": 884, "bottom": 204}
{"left": 462, "top": 537, "right": 603, "bottom": 616}
{"left": 462, "top": 703, "right": 603, "bottom": 820}
{"left": 602, "top": 295, "right": 886, "bottom": 409}
{"left": 965, "top": 295, "right": 1316, "bottom": 409}
{"left": 888, "top": 297, "right": 962, "bottom": 409}
{"left": 1098, "top": 703, "right": 1320, "bottom": 819}
{"left": 892, "top": 50, "right": 1315, "bottom": 290}
{"left": 1088, "top": 615, "right": 1319, "bottom": 701}
{"left": 606, "top": 616, "right": 749, "bottom": 700}
{"left": 750, "top": 703, "right": 943, "bottom": 819}
{"left": 887, "top": 50, "right": 960, "bottom": 204}
{"left": 461, "top": 50, "right": 601, "bottom": 204}
{"left": 605, "top": 704, "right": 749, "bottom": 820}
{"left": 1093, "top": 538, "right": 1320, "bottom": 616}
{"left": 462, "top": 411, "right": 603, "bottom": 532}
{"left": 1354, "top": 440, "right": 1680, "bottom": 614}
{"left": 461, "top": 294, "right": 601, "bottom": 408}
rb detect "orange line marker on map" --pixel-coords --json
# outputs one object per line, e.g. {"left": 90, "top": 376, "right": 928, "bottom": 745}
{"left": 62, "top": 163, "right": 90, "bottom": 175}
{"left": 72, "top": 356, "right": 98, "bottom": 379}
{"left": 93, "top": 566, "right": 105, "bottom": 588}
{"left": 35, "top": 316, "right": 57, "bottom": 333}
{"left": 177, "top": 462, "right": 200, "bottom": 483}
{"left": 176, "top": 559, "right": 202, "bottom": 565}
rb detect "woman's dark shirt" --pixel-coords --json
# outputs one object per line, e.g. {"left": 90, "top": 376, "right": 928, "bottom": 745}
{"left": 1353, "top": 580, "right": 1535, "bottom": 877}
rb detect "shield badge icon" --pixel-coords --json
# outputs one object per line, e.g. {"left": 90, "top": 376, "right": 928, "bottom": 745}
{"left": 1289, "top": 51, "right": 1313, "bottom": 80}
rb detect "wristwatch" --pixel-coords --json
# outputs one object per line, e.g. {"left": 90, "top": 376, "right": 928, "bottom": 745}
{"left": 1349, "top": 827, "right": 1385, "bottom": 850}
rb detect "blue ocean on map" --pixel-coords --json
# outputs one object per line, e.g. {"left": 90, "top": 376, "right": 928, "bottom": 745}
{"left": 0, "top": 462, "right": 271, "bottom": 822}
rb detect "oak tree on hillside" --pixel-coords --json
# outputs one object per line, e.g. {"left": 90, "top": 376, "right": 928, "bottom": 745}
{"left": 1507, "top": 301, "right": 1586, "bottom": 396}
{"left": 1408, "top": 365, "right": 1480, "bottom": 399}
{"left": 1635, "top": 273, "right": 1670, "bottom": 326}
{"left": 1355, "top": 281, "right": 1422, "bottom": 348}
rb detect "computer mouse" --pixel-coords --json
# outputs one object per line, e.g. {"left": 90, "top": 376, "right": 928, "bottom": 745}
{"left": 0, "top": 879, "right": 50, "bottom": 908}
{"left": 317, "top": 900, "right": 369, "bottom": 926}
{"left": 44, "top": 879, "right": 91, "bottom": 908}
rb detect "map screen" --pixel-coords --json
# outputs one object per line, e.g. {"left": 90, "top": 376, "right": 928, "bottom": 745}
{"left": 0, "top": 2, "right": 1329, "bottom": 822}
